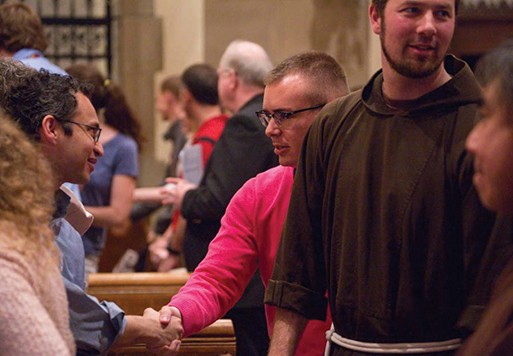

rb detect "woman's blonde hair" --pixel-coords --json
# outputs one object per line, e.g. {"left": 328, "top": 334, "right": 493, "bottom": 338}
{"left": 0, "top": 113, "right": 58, "bottom": 261}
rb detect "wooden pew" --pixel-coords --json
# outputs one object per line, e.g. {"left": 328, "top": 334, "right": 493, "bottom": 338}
{"left": 87, "top": 270, "right": 189, "bottom": 315}
{"left": 108, "top": 319, "right": 236, "bottom": 356}
{"left": 87, "top": 271, "right": 236, "bottom": 355}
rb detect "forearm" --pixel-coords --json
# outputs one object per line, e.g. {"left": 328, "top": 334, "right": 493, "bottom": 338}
{"left": 268, "top": 308, "right": 308, "bottom": 356}
{"left": 111, "top": 315, "right": 148, "bottom": 348}
{"left": 133, "top": 187, "right": 164, "bottom": 203}
{"left": 85, "top": 205, "right": 131, "bottom": 228}
{"left": 86, "top": 175, "right": 136, "bottom": 228}
{"left": 170, "top": 229, "right": 258, "bottom": 336}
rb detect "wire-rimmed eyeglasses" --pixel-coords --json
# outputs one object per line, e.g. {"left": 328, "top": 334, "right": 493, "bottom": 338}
{"left": 58, "top": 119, "right": 102, "bottom": 143}
{"left": 256, "top": 103, "right": 325, "bottom": 128}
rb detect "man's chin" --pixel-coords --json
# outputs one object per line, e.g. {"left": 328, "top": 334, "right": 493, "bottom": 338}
{"left": 389, "top": 56, "right": 443, "bottom": 79}
{"left": 77, "top": 175, "right": 90, "bottom": 185}
{"left": 278, "top": 157, "right": 293, "bottom": 167}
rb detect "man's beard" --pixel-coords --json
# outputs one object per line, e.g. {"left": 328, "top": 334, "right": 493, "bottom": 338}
{"left": 380, "top": 23, "right": 444, "bottom": 79}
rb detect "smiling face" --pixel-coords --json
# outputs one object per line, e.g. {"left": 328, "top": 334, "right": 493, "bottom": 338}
{"left": 466, "top": 80, "right": 513, "bottom": 214}
{"left": 371, "top": 0, "right": 455, "bottom": 79}
{"left": 54, "top": 92, "right": 104, "bottom": 185}
{"left": 263, "top": 74, "right": 322, "bottom": 168}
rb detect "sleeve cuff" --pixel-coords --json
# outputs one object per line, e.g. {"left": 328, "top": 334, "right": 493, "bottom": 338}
{"left": 265, "top": 279, "right": 327, "bottom": 321}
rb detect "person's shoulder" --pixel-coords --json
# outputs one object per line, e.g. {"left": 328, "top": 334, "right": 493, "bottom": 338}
{"left": 0, "top": 244, "right": 31, "bottom": 281}
{"left": 251, "top": 166, "right": 293, "bottom": 191}
{"left": 18, "top": 52, "right": 67, "bottom": 75}
{"left": 316, "top": 90, "right": 362, "bottom": 127}
{"left": 222, "top": 110, "right": 264, "bottom": 136}
{"left": 202, "top": 114, "right": 229, "bottom": 131}
{"left": 255, "top": 165, "right": 292, "bottom": 181}
{"left": 228, "top": 109, "right": 257, "bottom": 123}
{"left": 230, "top": 94, "right": 264, "bottom": 121}
{"left": 113, "top": 133, "right": 138, "bottom": 151}
{"left": 327, "top": 90, "right": 362, "bottom": 113}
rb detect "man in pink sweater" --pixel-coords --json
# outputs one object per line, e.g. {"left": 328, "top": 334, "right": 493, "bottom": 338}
{"left": 158, "top": 51, "right": 350, "bottom": 355}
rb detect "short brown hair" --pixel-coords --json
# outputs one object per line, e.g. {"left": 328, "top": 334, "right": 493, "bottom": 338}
{"left": 265, "top": 51, "right": 349, "bottom": 106}
{"left": 160, "top": 75, "right": 181, "bottom": 98}
{"left": 181, "top": 63, "right": 220, "bottom": 105}
{"left": 371, "top": 0, "right": 460, "bottom": 17}
{"left": 475, "top": 39, "right": 513, "bottom": 119}
{"left": 0, "top": 3, "right": 47, "bottom": 53}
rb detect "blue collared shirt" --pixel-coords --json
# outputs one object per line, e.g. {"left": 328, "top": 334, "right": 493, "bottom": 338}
{"left": 13, "top": 48, "right": 67, "bottom": 75}
{"left": 53, "top": 189, "right": 126, "bottom": 354}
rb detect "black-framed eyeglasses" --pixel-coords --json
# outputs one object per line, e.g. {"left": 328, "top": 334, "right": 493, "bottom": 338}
{"left": 58, "top": 119, "right": 102, "bottom": 143}
{"left": 256, "top": 103, "right": 325, "bottom": 128}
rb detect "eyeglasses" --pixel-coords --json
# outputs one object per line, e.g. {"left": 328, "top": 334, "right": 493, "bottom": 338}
{"left": 58, "top": 119, "right": 102, "bottom": 143}
{"left": 256, "top": 103, "right": 325, "bottom": 128}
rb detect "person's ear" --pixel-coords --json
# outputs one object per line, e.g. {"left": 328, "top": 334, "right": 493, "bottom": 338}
{"left": 369, "top": 3, "right": 381, "bottom": 35}
{"left": 39, "top": 115, "right": 59, "bottom": 144}
{"left": 227, "top": 69, "right": 238, "bottom": 91}
{"left": 180, "top": 87, "right": 192, "bottom": 104}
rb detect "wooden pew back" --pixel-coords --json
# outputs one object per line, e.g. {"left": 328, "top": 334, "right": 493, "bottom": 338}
{"left": 87, "top": 271, "right": 188, "bottom": 315}
{"left": 108, "top": 319, "right": 236, "bottom": 356}
{"left": 87, "top": 271, "right": 236, "bottom": 355}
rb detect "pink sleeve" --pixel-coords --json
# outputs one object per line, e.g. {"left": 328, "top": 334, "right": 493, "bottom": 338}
{"left": 169, "top": 179, "right": 260, "bottom": 336}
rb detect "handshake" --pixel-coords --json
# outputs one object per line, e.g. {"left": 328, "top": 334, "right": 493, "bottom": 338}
{"left": 118, "top": 306, "right": 184, "bottom": 355}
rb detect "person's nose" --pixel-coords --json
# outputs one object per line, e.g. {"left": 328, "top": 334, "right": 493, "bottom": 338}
{"left": 465, "top": 124, "right": 480, "bottom": 155}
{"left": 265, "top": 118, "right": 281, "bottom": 137}
{"left": 418, "top": 12, "right": 436, "bottom": 37}
{"left": 94, "top": 141, "right": 104, "bottom": 157}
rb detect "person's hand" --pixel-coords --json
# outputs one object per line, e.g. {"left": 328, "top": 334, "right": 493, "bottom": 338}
{"left": 160, "top": 177, "right": 196, "bottom": 210}
{"left": 157, "top": 253, "right": 181, "bottom": 272}
{"left": 148, "top": 237, "right": 170, "bottom": 268}
{"left": 143, "top": 307, "right": 183, "bottom": 355}
{"left": 159, "top": 305, "right": 182, "bottom": 327}
{"left": 146, "top": 230, "right": 159, "bottom": 244}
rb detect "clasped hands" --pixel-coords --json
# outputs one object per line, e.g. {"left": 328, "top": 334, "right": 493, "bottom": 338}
{"left": 159, "top": 177, "right": 197, "bottom": 211}
{"left": 143, "top": 306, "right": 183, "bottom": 355}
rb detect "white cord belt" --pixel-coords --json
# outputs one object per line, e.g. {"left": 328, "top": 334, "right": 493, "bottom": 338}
{"left": 325, "top": 324, "right": 461, "bottom": 354}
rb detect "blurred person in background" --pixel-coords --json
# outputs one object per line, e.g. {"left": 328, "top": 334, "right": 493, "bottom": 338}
{"left": 131, "top": 75, "right": 188, "bottom": 272}
{"left": 0, "top": 2, "right": 65, "bottom": 74}
{"left": 66, "top": 63, "right": 143, "bottom": 277}
{"left": 148, "top": 63, "right": 229, "bottom": 272}
{"left": 131, "top": 76, "right": 188, "bottom": 251}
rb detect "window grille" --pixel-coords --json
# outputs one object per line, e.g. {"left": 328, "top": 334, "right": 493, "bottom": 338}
{"left": 1, "top": 0, "right": 113, "bottom": 75}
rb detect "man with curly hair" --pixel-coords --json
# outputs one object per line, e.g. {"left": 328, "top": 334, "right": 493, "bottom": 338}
{"left": 0, "top": 59, "right": 183, "bottom": 355}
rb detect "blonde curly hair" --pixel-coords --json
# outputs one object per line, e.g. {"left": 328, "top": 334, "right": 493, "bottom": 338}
{"left": 0, "top": 113, "right": 58, "bottom": 261}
